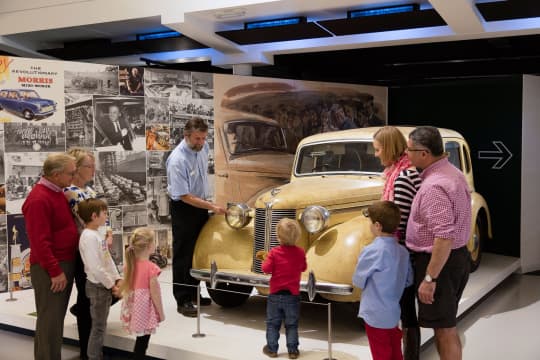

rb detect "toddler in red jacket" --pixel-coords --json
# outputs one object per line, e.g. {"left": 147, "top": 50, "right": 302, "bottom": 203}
{"left": 257, "top": 218, "right": 307, "bottom": 359}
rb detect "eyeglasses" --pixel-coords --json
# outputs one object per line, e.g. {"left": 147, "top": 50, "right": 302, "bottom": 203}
{"left": 406, "top": 147, "right": 430, "bottom": 153}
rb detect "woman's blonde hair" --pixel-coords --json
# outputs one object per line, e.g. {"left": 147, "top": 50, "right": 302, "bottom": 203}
{"left": 373, "top": 126, "right": 407, "bottom": 164}
{"left": 120, "top": 227, "right": 155, "bottom": 296}
{"left": 276, "top": 218, "right": 301, "bottom": 246}
{"left": 42, "top": 153, "right": 76, "bottom": 177}
{"left": 66, "top": 147, "right": 94, "bottom": 168}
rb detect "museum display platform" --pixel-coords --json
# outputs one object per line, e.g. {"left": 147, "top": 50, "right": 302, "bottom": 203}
{"left": 0, "top": 253, "right": 520, "bottom": 360}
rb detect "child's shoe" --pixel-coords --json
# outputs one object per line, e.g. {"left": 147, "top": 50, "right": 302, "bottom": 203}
{"left": 263, "top": 345, "right": 278, "bottom": 358}
{"left": 288, "top": 350, "right": 300, "bottom": 359}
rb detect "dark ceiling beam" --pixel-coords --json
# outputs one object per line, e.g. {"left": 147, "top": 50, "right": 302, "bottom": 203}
{"left": 39, "top": 36, "right": 208, "bottom": 60}
{"left": 477, "top": 0, "right": 540, "bottom": 21}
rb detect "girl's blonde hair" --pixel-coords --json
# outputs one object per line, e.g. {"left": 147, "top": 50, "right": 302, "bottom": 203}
{"left": 373, "top": 126, "right": 407, "bottom": 164}
{"left": 120, "top": 227, "right": 155, "bottom": 296}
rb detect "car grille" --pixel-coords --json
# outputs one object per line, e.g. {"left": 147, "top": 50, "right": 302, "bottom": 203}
{"left": 252, "top": 208, "right": 296, "bottom": 273}
{"left": 41, "top": 105, "right": 53, "bottom": 112}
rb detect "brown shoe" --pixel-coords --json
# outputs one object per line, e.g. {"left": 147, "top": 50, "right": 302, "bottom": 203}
{"left": 263, "top": 345, "right": 278, "bottom": 358}
{"left": 289, "top": 350, "right": 300, "bottom": 359}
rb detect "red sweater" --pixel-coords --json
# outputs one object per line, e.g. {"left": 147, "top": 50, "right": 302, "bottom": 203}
{"left": 262, "top": 245, "right": 307, "bottom": 295}
{"left": 22, "top": 183, "right": 79, "bottom": 277}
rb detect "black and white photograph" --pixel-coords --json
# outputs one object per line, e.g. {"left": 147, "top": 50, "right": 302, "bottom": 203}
{"left": 95, "top": 151, "right": 146, "bottom": 207}
{"left": 65, "top": 94, "right": 93, "bottom": 149}
{"left": 0, "top": 215, "right": 7, "bottom": 293}
{"left": 121, "top": 204, "right": 147, "bottom": 233}
{"left": 7, "top": 214, "right": 31, "bottom": 291}
{"left": 192, "top": 72, "right": 214, "bottom": 99}
{"left": 144, "top": 68, "right": 191, "bottom": 100}
{"left": 146, "top": 176, "right": 170, "bottom": 226}
{"left": 64, "top": 63, "right": 119, "bottom": 95}
{"left": 4, "top": 122, "right": 66, "bottom": 153}
{"left": 154, "top": 227, "right": 172, "bottom": 261}
{"left": 170, "top": 97, "right": 213, "bottom": 120}
{"left": 5, "top": 152, "right": 47, "bottom": 214}
{"left": 119, "top": 66, "right": 144, "bottom": 96}
{"left": 147, "top": 151, "right": 170, "bottom": 177}
{"left": 93, "top": 96, "right": 145, "bottom": 151}
{"left": 145, "top": 97, "right": 169, "bottom": 125}
{"left": 109, "top": 232, "right": 124, "bottom": 272}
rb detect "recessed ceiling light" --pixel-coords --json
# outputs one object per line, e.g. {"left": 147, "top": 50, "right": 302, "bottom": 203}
{"left": 214, "top": 8, "right": 247, "bottom": 20}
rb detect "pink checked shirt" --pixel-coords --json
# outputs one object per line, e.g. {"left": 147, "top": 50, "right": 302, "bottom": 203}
{"left": 405, "top": 158, "right": 471, "bottom": 253}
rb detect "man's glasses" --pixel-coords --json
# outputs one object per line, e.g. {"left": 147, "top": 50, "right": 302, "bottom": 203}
{"left": 406, "top": 147, "right": 430, "bottom": 153}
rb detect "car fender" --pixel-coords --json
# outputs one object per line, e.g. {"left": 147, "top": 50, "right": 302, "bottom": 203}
{"left": 471, "top": 192, "right": 493, "bottom": 240}
{"left": 192, "top": 214, "right": 254, "bottom": 272}
{"left": 305, "top": 214, "right": 374, "bottom": 302}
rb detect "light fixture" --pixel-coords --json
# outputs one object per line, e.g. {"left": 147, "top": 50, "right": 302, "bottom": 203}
{"left": 136, "top": 31, "right": 181, "bottom": 41}
{"left": 348, "top": 4, "right": 419, "bottom": 19}
{"left": 214, "top": 8, "right": 247, "bottom": 20}
{"left": 245, "top": 16, "right": 306, "bottom": 30}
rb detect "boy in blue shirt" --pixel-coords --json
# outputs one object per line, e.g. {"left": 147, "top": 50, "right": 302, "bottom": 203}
{"left": 353, "top": 201, "right": 413, "bottom": 360}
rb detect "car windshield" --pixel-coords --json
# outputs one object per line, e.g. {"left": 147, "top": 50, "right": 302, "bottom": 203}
{"left": 295, "top": 141, "right": 384, "bottom": 175}
{"left": 224, "top": 120, "right": 288, "bottom": 155}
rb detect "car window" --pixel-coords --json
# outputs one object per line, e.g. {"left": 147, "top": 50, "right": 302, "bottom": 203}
{"left": 296, "top": 141, "right": 383, "bottom": 175}
{"left": 0, "top": 91, "right": 7, "bottom": 98}
{"left": 463, "top": 144, "right": 471, "bottom": 173}
{"left": 445, "top": 141, "right": 462, "bottom": 170}
{"left": 224, "top": 121, "right": 288, "bottom": 155}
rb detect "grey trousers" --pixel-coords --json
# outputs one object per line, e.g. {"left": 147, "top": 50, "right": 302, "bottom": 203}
{"left": 85, "top": 281, "right": 113, "bottom": 360}
{"left": 30, "top": 261, "right": 75, "bottom": 360}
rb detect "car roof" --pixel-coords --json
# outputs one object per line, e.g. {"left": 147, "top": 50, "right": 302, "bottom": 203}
{"left": 298, "top": 126, "right": 464, "bottom": 146}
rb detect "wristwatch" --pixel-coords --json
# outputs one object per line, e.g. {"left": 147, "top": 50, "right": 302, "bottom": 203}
{"left": 424, "top": 274, "right": 437, "bottom": 283}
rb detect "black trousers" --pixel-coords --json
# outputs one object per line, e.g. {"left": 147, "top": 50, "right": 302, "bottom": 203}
{"left": 170, "top": 199, "right": 208, "bottom": 305}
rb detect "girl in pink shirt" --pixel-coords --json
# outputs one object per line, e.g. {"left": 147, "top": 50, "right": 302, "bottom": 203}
{"left": 120, "top": 227, "right": 165, "bottom": 359}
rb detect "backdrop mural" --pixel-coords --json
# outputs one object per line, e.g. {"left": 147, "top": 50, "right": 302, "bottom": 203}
{"left": 0, "top": 56, "right": 387, "bottom": 293}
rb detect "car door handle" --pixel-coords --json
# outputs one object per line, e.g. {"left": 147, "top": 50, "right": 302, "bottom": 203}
{"left": 216, "top": 173, "right": 228, "bottom": 178}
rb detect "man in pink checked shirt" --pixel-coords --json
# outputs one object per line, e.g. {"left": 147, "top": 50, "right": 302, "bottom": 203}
{"left": 405, "top": 126, "right": 471, "bottom": 360}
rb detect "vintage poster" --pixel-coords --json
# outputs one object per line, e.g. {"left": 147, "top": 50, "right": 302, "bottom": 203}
{"left": 65, "top": 94, "right": 93, "bottom": 149}
{"left": 7, "top": 214, "right": 31, "bottom": 291}
{"left": 0, "top": 57, "right": 65, "bottom": 124}
{"left": 64, "top": 62, "right": 119, "bottom": 96}
{"left": 5, "top": 152, "right": 48, "bottom": 214}
{"left": 0, "top": 215, "right": 7, "bottom": 293}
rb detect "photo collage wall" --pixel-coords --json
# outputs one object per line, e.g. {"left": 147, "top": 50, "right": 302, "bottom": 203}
{"left": 0, "top": 56, "right": 386, "bottom": 294}
{"left": 0, "top": 56, "right": 215, "bottom": 293}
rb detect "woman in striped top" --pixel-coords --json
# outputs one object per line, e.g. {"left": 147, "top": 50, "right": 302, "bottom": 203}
{"left": 373, "top": 126, "right": 421, "bottom": 360}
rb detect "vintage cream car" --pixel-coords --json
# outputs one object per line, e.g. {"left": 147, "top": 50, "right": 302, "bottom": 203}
{"left": 191, "top": 126, "right": 492, "bottom": 307}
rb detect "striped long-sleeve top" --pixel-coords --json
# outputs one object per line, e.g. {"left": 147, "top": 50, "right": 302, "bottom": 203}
{"left": 393, "top": 168, "right": 421, "bottom": 242}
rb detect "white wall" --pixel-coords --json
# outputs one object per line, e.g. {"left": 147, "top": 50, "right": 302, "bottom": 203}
{"left": 521, "top": 75, "right": 540, "bottom": 273}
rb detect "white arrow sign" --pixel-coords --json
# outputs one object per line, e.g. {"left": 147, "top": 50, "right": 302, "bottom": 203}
{"left": 478, "top": 141, "right": 513, "bottom": 170}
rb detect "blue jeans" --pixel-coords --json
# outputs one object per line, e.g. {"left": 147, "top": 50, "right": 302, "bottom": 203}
{"left": 266, "top": 293, "right": 300, "bottom": 353}
{"left": 86, "top": 281, "right": 112, "bottom": 360}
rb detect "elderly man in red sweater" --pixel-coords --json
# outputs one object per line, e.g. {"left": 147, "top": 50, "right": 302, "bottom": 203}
{"left": 22, "top": 153, "right": 79, "bottom": 360}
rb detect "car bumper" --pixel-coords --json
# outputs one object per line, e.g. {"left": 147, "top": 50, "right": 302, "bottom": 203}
{"left": 190, "top": 264, "right": 353, "bottom": 301}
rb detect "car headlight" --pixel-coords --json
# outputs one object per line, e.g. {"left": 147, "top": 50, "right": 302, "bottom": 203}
{"left": 225, "top": 203, "right": 252, "bottom": 229}
{"left": 301, "top": 205, "right": 329, "bottom": 234}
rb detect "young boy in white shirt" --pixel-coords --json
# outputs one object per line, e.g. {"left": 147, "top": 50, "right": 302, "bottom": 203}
{"left": 78, "top": 198, "right": 122, "bottom": 360}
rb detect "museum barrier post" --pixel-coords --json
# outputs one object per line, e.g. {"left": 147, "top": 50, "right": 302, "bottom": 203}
{"left": 6, "top": 272, "right": 17, "bottom": 302}
{"left": 324, "top": 302, "right": 335, "bottom": 360}
{"left": 192, "top": 284, "right": 205, "bottom": 338}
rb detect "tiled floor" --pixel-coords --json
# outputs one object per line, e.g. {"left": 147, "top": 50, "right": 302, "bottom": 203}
{"left": 1, "top": 258, "right": 538, "bottom": 359}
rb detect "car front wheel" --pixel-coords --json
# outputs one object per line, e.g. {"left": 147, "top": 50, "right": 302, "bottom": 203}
{"left": 206, "top": 282, "right": 252, "bottom": 307}
{"left": 22, "top": 109, "right": 34, "bottom": 120}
